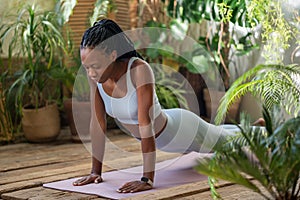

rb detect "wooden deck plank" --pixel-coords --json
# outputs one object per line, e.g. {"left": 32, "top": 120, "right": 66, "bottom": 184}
{"left": 0, "top": 159, "right": 92, "bottom": 185}
{"left": 174, "top": 184, "right": 268, "bottom": 200}
{"left": 1, "top": 187, "right": 103, "bottom": 200}
{"left": 0, "top": 132, "right": 140, "bottom": 172}
{"left": 0, "top": 147, "right": 90, "bottom": 172}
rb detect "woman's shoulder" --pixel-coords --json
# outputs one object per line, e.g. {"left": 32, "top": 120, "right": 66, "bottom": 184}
{"left": 130, "top": 56, "right": 151, "bottom": 72}
{"left": 131, "top": 57, "right": 150, "bottom": 69}
{"left": 129, "top": 57, "right": 154, "bottom": 87}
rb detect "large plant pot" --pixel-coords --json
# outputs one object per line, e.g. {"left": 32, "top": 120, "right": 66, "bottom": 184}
{"left": 179, "top": 67, "right": 207, "bottom": 117}
{"left": 203, "top": 88, "right": 241, "bottom": 124}
{"left": 64, "top": 99, "right": 91, "bottom": 143}
{"left": 22, "top": 103, "right": 60, "bottom": 143}
{"left": 64, "top": 99, "right": 119, "bottom": 142}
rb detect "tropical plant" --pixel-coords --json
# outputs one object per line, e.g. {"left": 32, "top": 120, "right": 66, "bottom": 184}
{"left": 0, "top": 4, "right": 71, "bottom": 111}
{"left": 0, "top": 1, "right": 76, "bottom": 141}
{"left": 89, "top": 0, "right": 117, "bottom": 26}
{"left": 162, "top": 0, "right": 259, "bottom": 90}
{"left": 72, "top": 66, "right": 90, "bottom": 101}
{"left": 0, "top": 72, "right": 13, "bottom": 142}
{"left": 212, "top": 0, "right": 299, "bottom": 125}
{"left": 215, "top": 63, "right": 300, "bottom": 124}
{"left": 55, "top": 0, "right": 77, "bottom": 26}
{"left": 247, "top": 0, "right": 296, "bottom": 65}
{"left": 136, "top": 0, "right": 169, "bottom": 28}
{"left": 196, "top": 107, "right": 300, "bottom": 200}
{"left": 152, "top": 63, "right": 188, "bottom": 109}
{"left": 163, "top": 0, "right": 300, "bottom": 87}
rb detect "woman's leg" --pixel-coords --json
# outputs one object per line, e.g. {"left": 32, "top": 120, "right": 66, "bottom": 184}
{"left": 155, "top": 109, "right": 237, "bottom": 153}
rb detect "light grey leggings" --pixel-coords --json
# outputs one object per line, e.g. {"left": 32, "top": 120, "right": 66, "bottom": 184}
{"left": 155, "top": 108, "right": 239, "bottom": 153}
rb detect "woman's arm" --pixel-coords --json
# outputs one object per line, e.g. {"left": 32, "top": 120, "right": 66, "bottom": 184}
{"left": 135, "top": 60, "right": 157, "bottom": 181}
{"left": 137, "top": 84, "right": 156, "bottom": 182}
{"left": 118, "top": 60, "right": 156, "bottom": 193}
{"left": 73, "top": 78, "right": 107, "bottom": 186}
{"left": 90, "top": 78, "right": 107, "bottom": 175}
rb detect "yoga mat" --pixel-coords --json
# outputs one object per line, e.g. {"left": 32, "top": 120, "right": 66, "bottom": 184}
{"left": 43, "top": 152, "right": 210, "bottom": 199}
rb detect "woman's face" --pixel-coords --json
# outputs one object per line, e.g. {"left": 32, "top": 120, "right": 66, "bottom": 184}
{"left": 80, "top": 48, "right": 116, "bottom": 83}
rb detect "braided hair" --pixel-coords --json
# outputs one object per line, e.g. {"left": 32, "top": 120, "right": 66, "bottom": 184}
{"left": 81, "top": 19, "right": 142, "bottom": 61}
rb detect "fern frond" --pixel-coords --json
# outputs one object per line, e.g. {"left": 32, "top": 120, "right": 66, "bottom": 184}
{"left": 215, "top": 64, "right": 300, "bottom": 124}
{"left": 215, "top": 80, "right": 263, "bottom": 124}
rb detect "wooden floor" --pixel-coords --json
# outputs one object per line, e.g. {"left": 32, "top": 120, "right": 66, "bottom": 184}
{"left": 0, "top": 128, "right": 267, "bottom": 200}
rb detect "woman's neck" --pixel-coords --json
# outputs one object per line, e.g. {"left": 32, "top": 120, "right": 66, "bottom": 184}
{"left": 110, "top": 58, "right": 130, "bottom": 82}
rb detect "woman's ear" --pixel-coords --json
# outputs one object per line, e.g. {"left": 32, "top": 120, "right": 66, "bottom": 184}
{"left": 110, "top": 50, "right": 117, "bottom": 62}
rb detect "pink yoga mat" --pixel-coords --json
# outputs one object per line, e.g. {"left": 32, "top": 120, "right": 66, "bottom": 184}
{"left": 43, "top": 152, "right": 209, "bottom": 199}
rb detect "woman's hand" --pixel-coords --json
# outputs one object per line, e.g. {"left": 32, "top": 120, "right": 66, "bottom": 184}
{"left": 117, "top": 180, "right": 153, "bottom": 193}
{"left": 73, "top": 174, "right": 103, "bottom": 186}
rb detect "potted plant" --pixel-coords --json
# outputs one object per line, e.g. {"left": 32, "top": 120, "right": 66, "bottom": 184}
{"left": 0, "top": 4, "right": 72, "bottom": 142}
{"left": 196, "top": 106, "right": 300, "bottom": 200}
{"left": 197, "top": 64, "right": 300, "bottom": 200}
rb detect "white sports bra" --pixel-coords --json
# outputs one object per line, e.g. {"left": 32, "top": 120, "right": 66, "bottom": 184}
{"left": 97, "top": 57, "right": 162, "bottom": 125}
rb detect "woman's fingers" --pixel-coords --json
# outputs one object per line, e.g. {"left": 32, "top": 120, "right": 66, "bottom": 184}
{"left": 117, "top": 181, "right": 152, "bottom": 193}
{"left": 73, "top": 174, "right": 102, "bottom": 186}
{"left": 94, "top": 176, "right": 103, "bottom": 183}
{"left": 73, "top": 177, "right": 88, "bottom": 186}
{"left": 118, "top": 181, "right": 137, "bottom": 192}
{"left": 74, "top": 177, "right": 151, "bottom": 193}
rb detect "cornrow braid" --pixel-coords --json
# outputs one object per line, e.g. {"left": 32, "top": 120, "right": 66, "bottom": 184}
{"left": 80, "top": 19, "right": 143, "bottom": 61}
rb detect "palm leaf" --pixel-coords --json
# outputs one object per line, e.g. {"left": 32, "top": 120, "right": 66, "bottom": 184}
{"left": 196, "top": 155, "right": 262, "bottom": 193}
{"left": 89, "top": 0, "right": 110, "bottom": 26}
{"left": 215, "top": 64, "right": 300, "bottom": 124}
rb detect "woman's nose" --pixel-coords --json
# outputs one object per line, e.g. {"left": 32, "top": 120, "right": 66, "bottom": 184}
{"left": 87, "top": 68, "right": 96, "bottom": 77}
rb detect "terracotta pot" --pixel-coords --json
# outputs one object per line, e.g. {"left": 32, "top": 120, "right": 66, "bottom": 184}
{"left": 64, "top": 99, "right": 91, "bottom": 143}
{"left": 203, "top": 88, "right": 241, "bottom": 123}
{"left": 22, "top": 103, "right": 60, "bottom": 143}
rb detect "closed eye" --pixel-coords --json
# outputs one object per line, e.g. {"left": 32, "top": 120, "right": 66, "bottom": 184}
{"left": 91, "top": 64, "right": 102, "bottom": 69}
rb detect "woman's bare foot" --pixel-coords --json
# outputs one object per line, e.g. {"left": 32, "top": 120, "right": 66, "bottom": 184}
{"left": 253, "top": 118, "right": 265, "bottom": 126}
